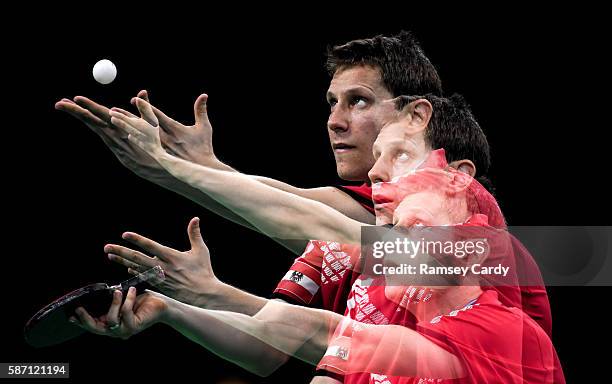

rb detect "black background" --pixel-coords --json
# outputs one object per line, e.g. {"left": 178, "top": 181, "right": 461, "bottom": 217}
{"left": 3, "top": 7, "right": 609, "bottom": 383}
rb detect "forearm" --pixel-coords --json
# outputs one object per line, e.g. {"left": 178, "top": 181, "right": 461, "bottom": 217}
{"left": 252, "top": 176, "right": 375, "bottom": 224}
{"left": 192, "top": 159, "right": 372, "bottom": 225}
{"left": 164, "top": 290, "right": 462, "bottom": 379}
{"left": 161, "top": 296, "right": 289, "bottom": 377}
{"left": 164, "top": 297, "right": 338, "bottom": 367}
{"left": 156, "top": 153, "right": 363, "bottom": 244}
{"left": 154, "top": 173, "right": 258, "bottom": 230}
{"left": 138, "top": 167, "right": 307, "bottom": 254}
{"left": 201, "top": 281, "right": 269, "bottom": 315}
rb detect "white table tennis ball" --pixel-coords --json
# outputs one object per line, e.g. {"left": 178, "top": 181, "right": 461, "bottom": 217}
{"left": 92, "top": 59, "right": 117, "bottom": 84}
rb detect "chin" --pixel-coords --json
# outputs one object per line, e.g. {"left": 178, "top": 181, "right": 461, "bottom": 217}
{"left": 336, "top": 164, "right": 370, "bottom": 182}
{"left": 375, "top": 216, "right": 392, "bottom": 226}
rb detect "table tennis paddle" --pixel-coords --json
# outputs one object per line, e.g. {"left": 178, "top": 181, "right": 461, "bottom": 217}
{"left": 24, "top": 266, "right": 165, "bottom": 348}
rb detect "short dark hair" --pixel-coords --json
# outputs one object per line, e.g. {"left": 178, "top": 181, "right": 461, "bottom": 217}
{"left": 396, "top": 94, "right": 493, "bottom": 192}
{"left": 326, "top": 31, "right": 443, "bottom": 97}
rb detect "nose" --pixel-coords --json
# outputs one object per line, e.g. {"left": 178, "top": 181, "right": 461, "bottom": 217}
{"left": 369, "top": 158, "right": 390, "bottom": 184}
{"left": 327, "top": 105, "right": 349, "bottom": 133}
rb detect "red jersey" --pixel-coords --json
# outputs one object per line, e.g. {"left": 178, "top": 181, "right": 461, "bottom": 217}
{"left": 272, "top": 184, "right": 372, "bottom": 313}
{"left": 338, "top": 184, "right": 375, "bottom": 214}
{"left": 273, "top": 240, "right": 360, "bottom": 314}
{"left": 276, "top": 179, "right": 552, "bottom": 337}
{"left": 273, "top": 170, "right": 556, "bottom": 381}
{"left": 319, "top": 290, "right": 563, "bottom": 384}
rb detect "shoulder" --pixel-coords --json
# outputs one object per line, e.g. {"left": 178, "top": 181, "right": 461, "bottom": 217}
{"left": 427, "top": 291, "right": 524, "bottom": 345}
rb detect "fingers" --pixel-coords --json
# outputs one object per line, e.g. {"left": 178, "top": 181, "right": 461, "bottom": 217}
{"left": 108, "top": 109, "right": 163, "bottom": 155}
{"left": 108, "top": 111, "right": 136, "bottom": 129}
{"left": 187, "top": 217, "right": 204, "bottom": 250}
{"left": 133, "top": 91, "right": 159, "bottom": 127}
{"left": 107, "top": 253, "right": 148, "bottom": 272}
{"left": 193, "top": 93, "right": 209, "bottom": 126}
{"left": 73, "top": 96, "right": 112, "bottom": 123}
{"left": 106, "top": 290, "right": 123, "bottom": 329}
{"left": 56, "top": 98, "right": 76, "bottom": 106}
{"left": 73, "top": 307, "right": 106, "bottom": 334}
{"left": 132, "top": 92, "right": 182, "bottom": 134}
{"left": 121, "top": 232, "right": 172, "bottom": 261}
{"left": 105, "top": 244, "right": 160, "bottom": 268}
{"left": 110, "top": 107, "right": 138, "bottom": 118}
{"left": 56, "top": 99, "right": 133, "bottom": 152}
{"left": 55, "top": 99, "right": 107, "bottom": 127}
{"left": 134, "top": 97, "right": 159, "bottom": 127}
{"left": 137, "top": 89, "right": 149, "bottom": 102}
{"left": 109, "top": 112, "right": 144, "bottom": 140}
{"left": 71, "top": 292, "right": 139, "bottom": 339}
{"left": 120, "top": 287, "right": 137, "bottom": 328}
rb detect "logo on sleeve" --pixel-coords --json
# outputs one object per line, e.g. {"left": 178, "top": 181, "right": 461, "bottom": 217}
{"left": 290, "top": 271, "right": 304, "bottom": 283}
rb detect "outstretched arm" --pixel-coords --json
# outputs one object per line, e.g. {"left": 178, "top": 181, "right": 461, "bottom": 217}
{"left": 74, "top": 289, "right": 463, "bottom": 379}
{"left": 72, "top": 289, "right": 290, "bottom": 377}
{"left": 134, "top": 91, "right": 374, "bottom": 224}
{"left": 164, "top": 298, "right": 464, "bottom": 379}
{"left": 56, "top": 93, "right": 373, "bottom": 252}
{"left": 104, "top": 217, "right": 272, "bottom": 313}
{"left": 54, "top": 97, "right": 258, "bottom": 231}
{"left": 108, "top": 98, "right": 366, "bottom": 244}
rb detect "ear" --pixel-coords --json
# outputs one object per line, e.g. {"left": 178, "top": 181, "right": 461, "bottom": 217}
{"left": 395, "top": 98, "right": 432, "bottom": 132}
{"left": 448, "top": 159, "right": 476, "bottom": 178}
{"left": 408, "top": 98, "right": 433, "bottom": 131}
{"left": 446, "top": 169, "right": 472, "bottom": 195}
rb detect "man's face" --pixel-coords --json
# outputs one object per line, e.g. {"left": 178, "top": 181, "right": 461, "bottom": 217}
{"left": 369, "top": 120, "right": 431, "bottom": 225}
{"left": 393, "top": 189, "right": 453, "bottom": 227}
{"left": 326, "top": 65, "right": 396, "bottom": 181}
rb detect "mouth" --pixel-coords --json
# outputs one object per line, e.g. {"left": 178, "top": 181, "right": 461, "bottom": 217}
{"left": 372, "top": 185, "right": 396, "bottom": 205}
{"left": 332, "top": 143, "right": 356, "bottom": 153}
{"left": 373, "top": 202, "right": 395, "bottom": 212}
{"left": 372, "top": 194, "right": 394, "bottom": 205}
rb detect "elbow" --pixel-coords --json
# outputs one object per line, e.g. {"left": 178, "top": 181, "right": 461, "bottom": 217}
{"left": 235, "top": 318, "right": 291, "bottom": 377}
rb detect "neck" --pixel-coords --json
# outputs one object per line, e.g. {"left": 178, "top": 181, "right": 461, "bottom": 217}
{"left": 407, "top": 285, "right": 483, "bottom": 323}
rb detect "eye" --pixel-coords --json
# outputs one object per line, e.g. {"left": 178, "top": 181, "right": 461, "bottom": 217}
{"left": 328, "top": 98, "right": 338, "bottom": 110}
{"left": 350, "top": 96, "right": 368, "bottom": 108}
{"left": 397, "top": 153, "right": 410, "bottom": 162}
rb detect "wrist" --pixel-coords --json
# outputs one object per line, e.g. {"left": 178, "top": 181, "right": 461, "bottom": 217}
{"left": 196, "top": 279, "right": 231, "bottom": 309}
{"left": 198, "top": 155, "right": 234, "bottom": 172}
{"left": 155, "top": 152, "right": 183, "bottom": 176}
{"left": 155, "top": 151, "right": 174, "bottom": 165}
{"left": 159, "top": 295, "right": 182, "bottom": 326}
{"left": 190, "top": 151, "right": 216, "bottom": 166}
